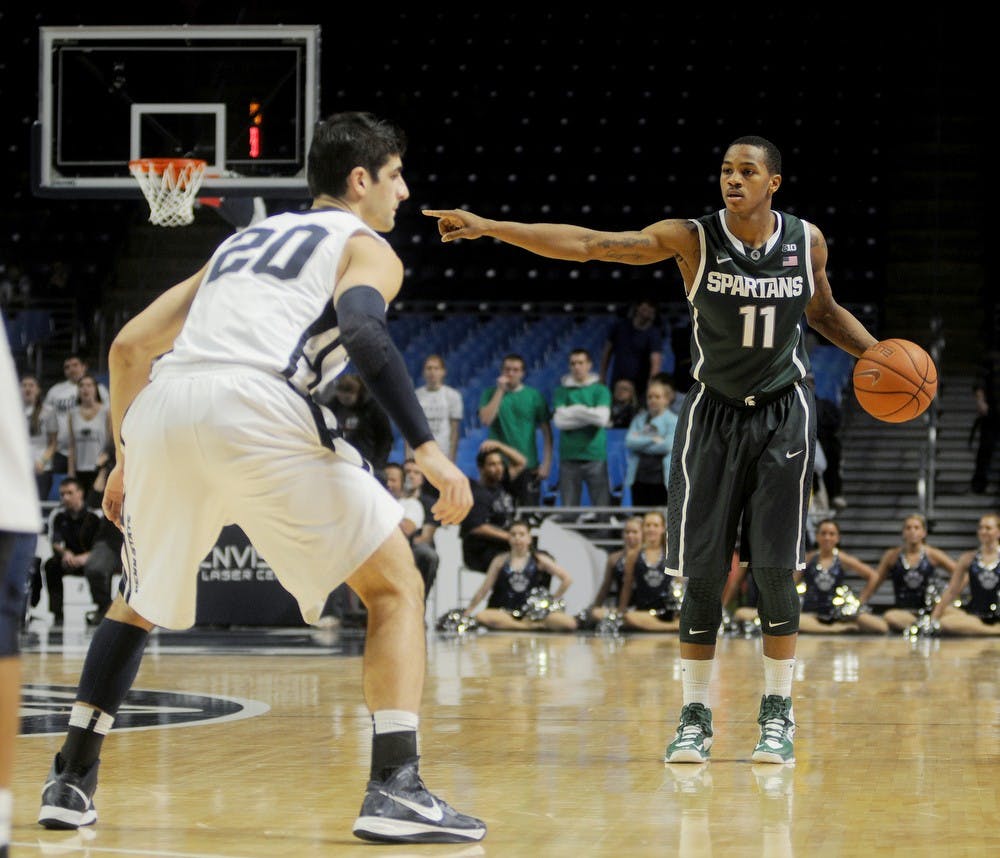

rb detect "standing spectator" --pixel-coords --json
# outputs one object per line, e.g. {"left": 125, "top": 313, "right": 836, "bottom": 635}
{"left": 43, "top": 353, "right": 108, "bottom": 475}
{"left": 459, "top": 443, "right": 523, "bottom": 574}
{"left": 600, "top": 299, "right": 664, "bottom": 401}
{"left": 383, "top": 462, "right": 438, "bottom": 604}
{"left": 42, "top": 478, "right": 101, "bottom": 627}
{"left": 625, "top": 377, "right": 678, "bottom": 507}
{"left": 21, "top": 373, "right": 58, "bottom": 501}
{"left": 478, "top": 353, "right": 552, "bottom": 505}
{"left": 971, "top": 349, "right": 1000, "bottom": 495}
{"left": 609, "top": 378, "right": 640, "bottom": 429}
{"left": 552, "top": 348, "right": 612, "bottom": 507}
{"left": 67, "top": 375, "right": 112, "bottom": 497}
{"left": 329, "top": 373, "right": 394, "bottom": 479}
{"left": 412, "top": 354, "right": 463, "bottom": 462}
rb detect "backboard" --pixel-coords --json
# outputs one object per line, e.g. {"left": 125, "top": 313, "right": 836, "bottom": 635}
{"left": 34, "top": 25, "right": 320, "bottom": 198}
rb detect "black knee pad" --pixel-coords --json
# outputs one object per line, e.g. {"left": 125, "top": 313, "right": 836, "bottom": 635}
{"left": 751, "top": 566, "right": 800, "bottom": 635}
{"left": 679, "top": 575, "right": 725, "bottom": 644}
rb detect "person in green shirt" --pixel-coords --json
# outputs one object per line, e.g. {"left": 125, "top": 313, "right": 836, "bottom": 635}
{"left": 478, "top": 353, "right": 552, "bottom": 506}
{"left": 552, "top": 348, "right": 611, "bottom": 507}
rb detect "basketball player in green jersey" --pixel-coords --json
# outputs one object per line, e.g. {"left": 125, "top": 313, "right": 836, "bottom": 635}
{"left": 424, "top": 136, "right": 878, "bottom": 764}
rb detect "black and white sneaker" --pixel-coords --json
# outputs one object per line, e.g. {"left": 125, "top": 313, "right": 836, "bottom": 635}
{"left": 352, "top": 759, "right": 486, "bottom": 843}
{"left": 38, "top": 754, "right": 99, "bottom": 829}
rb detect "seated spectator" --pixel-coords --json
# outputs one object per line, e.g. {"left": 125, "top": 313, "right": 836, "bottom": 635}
{"left": 609, "top": 379, "right": 639, "bottom": 429}
{"left": 552, "top": 348, "right": 611, "bottom": 507}
{"left": 404, "top": 457, "right": 441, "bottom": 547}
{"left": 41, "top": 478, "right": 101, "bottom": 627}
{"left": 383, "top": 462, "right": 438, "bottom": 603}
{"left": 600, "top": 298, "right": 664, "bottom": 402}
{"left": 67, "top": 374, "right": 112, "bottom": 497}
{"left": 21, "top": 373, "right": 58, "bottom": 501}
{"left": 625, "top": 378, "right": 678, "bottom": 507}
{"left": 619, "top": 510, "right": 682, "bottom": 632}
{"left": 459, "top": 443, "right": 524, "bottom": 574}
{"left": 81, "top": 457, "right": 124, "bottom": 626}
{"left": 328, "top": 373, "right": 393, "bottom": 479}
{"left": 462, "top": 520, "right": 577, "bottom": 631}
{"left": 932, "top": 513, "right": 1000, "bottom": 636}
{"left": 860, "top": 514, "right": 958, "bottom": 632}
{"left": 585, "top": 516, "right": 643, "bottom": 625}
{"left": 43, "top": 352, "right": 109, "bottom": 475}
{"left": 478, "top": 353, "right": 552, "bottom": 506}
{"left": 412, "top": 354, "right": 463, "bottom": 462}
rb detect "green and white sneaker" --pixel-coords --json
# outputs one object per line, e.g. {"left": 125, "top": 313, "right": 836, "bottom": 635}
{"left": 751, "top": 694, "right": 796, "bottom": 764}
{"left": 664, "top": 703, "right": 713, "bottom": 763}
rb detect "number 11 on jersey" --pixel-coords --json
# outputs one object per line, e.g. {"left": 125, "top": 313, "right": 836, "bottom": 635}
{"left": 738, "top": 305, "right": 776, "bottom": 349}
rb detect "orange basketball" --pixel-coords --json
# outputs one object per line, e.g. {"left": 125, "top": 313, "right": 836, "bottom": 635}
{"left": 852, "top": 339, "right": 938, "bottom": 423}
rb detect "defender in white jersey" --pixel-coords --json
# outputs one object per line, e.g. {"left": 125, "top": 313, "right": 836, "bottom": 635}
{"left": 37, "top": 112, "right": 486, "bottom": 845}
{"left": 1, "top": 313, "right": 41, "bottom": 856}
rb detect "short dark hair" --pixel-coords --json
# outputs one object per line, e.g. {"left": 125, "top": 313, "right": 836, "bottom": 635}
{"left": 501, "top": 353, "right": 526, "bottom": 369}
{"left": 569, "top": 348, "right": 592, "bottom": 362}
{"left": 307, "top": 111, "right": 407, "bottom": 198}
{"left": 728, "top": 135, "right": 782, "bottom": 175}
{"left": 59, "top": 477, "right": 83, "bottom": 493}
{"left": 476, "top": 448, "right": 504, "bottom": 469}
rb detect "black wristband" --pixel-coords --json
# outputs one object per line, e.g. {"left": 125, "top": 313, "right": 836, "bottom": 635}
{"left": 336, "top": 286, "right": 435, "bottom": 449}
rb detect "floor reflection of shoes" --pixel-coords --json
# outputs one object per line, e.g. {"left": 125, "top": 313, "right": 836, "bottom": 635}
{"left": 751, "top": 762, "right": 795, "bottom": 798}
{"left": 664, "top": 762, "right": 714, "bottom": 795}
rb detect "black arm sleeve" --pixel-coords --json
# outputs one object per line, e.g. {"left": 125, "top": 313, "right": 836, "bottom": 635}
{"left": 335, "top": 286, "right": 435, "bottom": 450}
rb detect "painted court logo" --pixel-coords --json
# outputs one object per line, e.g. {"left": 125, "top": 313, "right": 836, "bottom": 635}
{"left": 18, "top": 684, "right": 269, "bottom": 736}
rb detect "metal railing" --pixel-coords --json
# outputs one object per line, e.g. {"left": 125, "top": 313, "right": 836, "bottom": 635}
{"left": 917, "top": 315, "right": 945, "bottom": 522}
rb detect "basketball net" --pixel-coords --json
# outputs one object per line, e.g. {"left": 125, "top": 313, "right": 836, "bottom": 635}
{"left": 128, "top": 158, "right": 207, "bottom": 227}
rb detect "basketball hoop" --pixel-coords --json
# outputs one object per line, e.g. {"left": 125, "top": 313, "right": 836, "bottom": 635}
{"left": 128, "top": 158, "right": 207, "bottom": 227}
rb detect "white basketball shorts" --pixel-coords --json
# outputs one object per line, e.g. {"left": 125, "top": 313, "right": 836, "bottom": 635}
{"left": 119, "top": 367, "right": 403, "bottom": 629}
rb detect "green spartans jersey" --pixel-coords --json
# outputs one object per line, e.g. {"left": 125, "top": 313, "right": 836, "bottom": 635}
{"left": 687, "top": 210, "right": 813, "bottom": 401}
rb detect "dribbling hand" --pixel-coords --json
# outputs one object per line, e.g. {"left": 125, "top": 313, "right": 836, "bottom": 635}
{"left": 422, "top": 209, "right": 491, "bottom": 242}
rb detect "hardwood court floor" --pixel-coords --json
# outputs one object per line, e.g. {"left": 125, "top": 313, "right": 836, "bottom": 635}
{"left": 10, "top": 625, "right": 1000, "bottom": 857}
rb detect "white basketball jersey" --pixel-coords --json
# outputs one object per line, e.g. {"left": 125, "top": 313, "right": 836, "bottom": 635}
{"left": 152, "top": 208, "right": 387, "bottom": 444}
{"left": 0, "top": 312, "right": 42, "bottom": 532}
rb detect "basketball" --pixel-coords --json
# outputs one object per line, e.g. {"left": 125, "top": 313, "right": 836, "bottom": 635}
{"left": 852, "top": 338, "right": 938, "bottom": 423}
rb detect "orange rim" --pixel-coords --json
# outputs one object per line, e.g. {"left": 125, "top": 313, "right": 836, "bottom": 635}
{"left": 128, "top": 158, "right": 207, "bottom": 173}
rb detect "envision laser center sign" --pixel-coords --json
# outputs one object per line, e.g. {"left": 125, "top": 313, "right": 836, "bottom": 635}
{"left": 196, "top": 525, "right": 305, "bottom": 626}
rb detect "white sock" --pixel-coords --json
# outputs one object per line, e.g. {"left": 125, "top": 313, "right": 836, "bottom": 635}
{"left": 0, "top": 788, "right": 11, "bottom": 847}
{"left": 681, "top": 658, "right": 714, "bottom": 706}
{"left": 762, "top": 655, "right": 795, "bottom": 699}
{"left": 373, "top": 709, "right": 419, "bottom": 747}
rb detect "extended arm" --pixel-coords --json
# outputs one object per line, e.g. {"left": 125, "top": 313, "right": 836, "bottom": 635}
{"left": 464, "top": 554, "right": 505, "bottom": 615}
{"left": 859, "top": 549, "right": 896, "bottom": 604}
{"left": 423, "top": 209, "right": 689, "bottom": 265}
{"left": 931, "top": 551, "right": 972, "bottom": 620}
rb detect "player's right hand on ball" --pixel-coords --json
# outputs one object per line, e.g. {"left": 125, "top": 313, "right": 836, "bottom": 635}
{"left": 421, "top": 208, "right": 491, "bottom": 242}
{"left": 413, "top": 442, "right": 473, "bottom": 525}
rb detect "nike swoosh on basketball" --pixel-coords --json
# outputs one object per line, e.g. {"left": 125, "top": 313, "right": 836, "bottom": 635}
{"left": 688, "top": 628, "right": 710, "bottom": 635}
{"left": 379, "top": 790, "right": 445, "bottom": 822}
{"left": 856, "top": 368, "right": 881, "bottom": 384}
{"left": 785, "top": 450, "right": 804, "bottom": 459}
{"left": 716, "top": 254, "right": 732, "bottom": 263}
{"left": 768, "top": 620, "right": 790, "bottom": 628}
